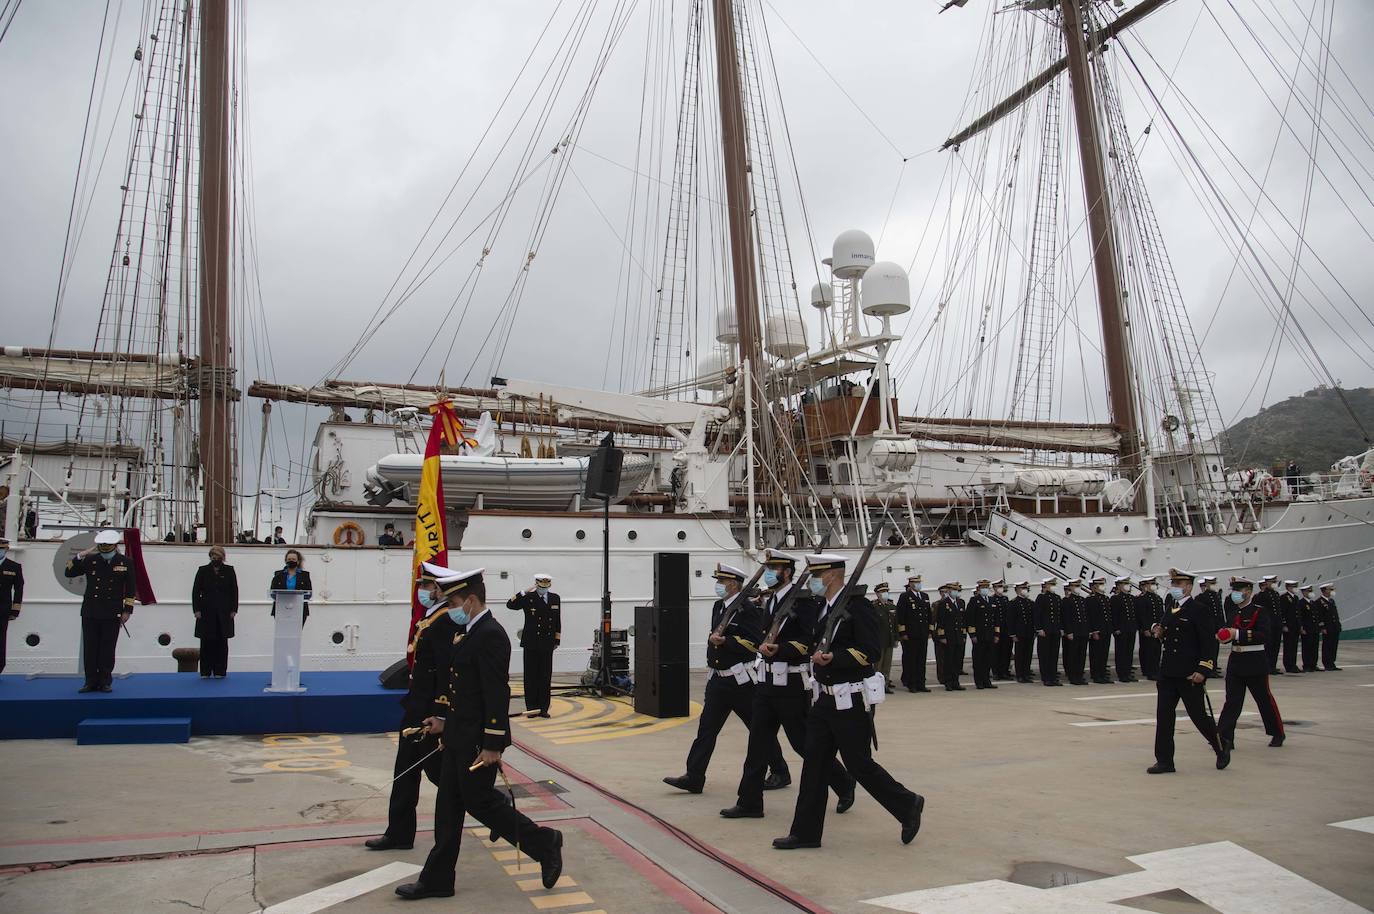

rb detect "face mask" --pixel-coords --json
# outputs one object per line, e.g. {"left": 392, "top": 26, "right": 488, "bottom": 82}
{"left": 99, "top": 548, "right": 117, "bottom": 561}
{"left": 978, "top": 587, "right": 991, "bottom": 598}
{"left": 418, "top": 589, "right": 436, "bottom": 609}
{"left": 1015, "top": 589, "right": 1027, "bottom": 597}
{"left": 536, "top": 586, "right": 549, "bottom": 596}
{"left": 808, "top": 577, "right": 826, "bottom": 596}
{"left": 1230, "top": 592, "right": 1245, "bottom": 604}
{"left": 714, "top": 582, "right": 727, "bottom": 598}
{"left": 762, "top": 569, "right": 780, "bottom": 588}
{"left": 0, "top": 550, "right": 7, "bottom": 563}
{"left": 286, "top": 559, "right": 299, "bottom": 569}
{"left": 447, "top": 604, "right": 469, "bottom": 625}
{"left": 210, "top": 555, "right": 223, "bottom": 564}
{"left": 1168, "top": 586, "right": 1184, "bottom": 602}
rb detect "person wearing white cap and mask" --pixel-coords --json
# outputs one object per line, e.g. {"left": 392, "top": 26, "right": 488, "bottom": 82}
{"left": 1135, "top": 577, "right": 1164, "bottom": 680}
{"left": 1033, "top": 579, "right": 1063, "bottom": 686}
{"left": 1215, "top": 577, "right": 1285, "bottom": 750}
{"left": 1198, "top": 576, "right": 1225, "bottom": 678}
{"left": 1253, "top": 575, "right": 1283, "bottom": 675}
{"left": 1317, "top": 583, "right": 1342, "bottom": 671}
{"left": 1146, "top": 569, "right": 1228, "bottom": 774}
{"left": 1279, "top": 580, "right": 1303, "bottom": 674}
{"left": 1298, "top": 585, "right": 1321, "bottom": 672}
{"left": 895, "top": 575, "right": 931, "bottom": 692}
{"left": 0, "top": 536, "right": 23, "bottom": 675}
{"left": 506, "top": 573, "right": 561, "bottom": 717}
{"left": 1110, "top": 577, "right": 1138, "bottom": 683}
{"left": 65, "top": 529, "right": 137, "bottom": 693}
{"left": 1060, "top": 580, "right": 1089, "bottom": 686}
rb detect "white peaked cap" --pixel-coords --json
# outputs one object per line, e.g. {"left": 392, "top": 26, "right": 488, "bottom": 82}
{"left": 437, "top": 567, "right": 484, "bottom": 590}
{"left": 713, "top": 563, "right": 747, "bottom": 580}
{"left": 1040, "top": 578, "right": 1058, "bottom": 586}
{"left": 420, "top": 560, "right": 451, "bottom": 579}
{"left": 763, "top": 548, "right": 802, "bottom": 565}
{"left": 94, "top": 529, "right": 121, "bottom": 545}
{"left": 1318, "top": 582, "right": 1334, "bottom": 590}
{"left": 533, "top": 573, "right": 552, "bottom": 582}
{"left": 804, "top": 553, "right": 846, "bottom": 571}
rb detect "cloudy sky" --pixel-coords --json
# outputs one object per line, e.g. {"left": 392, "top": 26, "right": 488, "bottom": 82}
{"left": 2, "top": 0, "right": 1371, "bottom": 499}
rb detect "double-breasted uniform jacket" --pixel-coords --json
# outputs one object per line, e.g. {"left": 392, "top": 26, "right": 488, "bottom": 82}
{"left": 192, "top": 562, "right": 239, "bottom": 640}
{"left": 708, "top": 593, "right": 765, "bottom": 670}
{"left": 1200, "top": 588, "right": 1226, "bottom": 630}
{"left": 1135, "top": 589, "right": 1164, "bottom": 634}
{"left": 505, "top": 590, "right": 561, "bottom": 650}
{"left": 1033, "top": 591, "right": 1062, "bottom": 635}
{"left": 895, "top": 588, "right": 930, "bottom": 640}
{"left": 1252, "top": 587, "right": 1281, "bottom": 632}
{"left": 1318, "top": 596, "right": 1342, "bottom": 636}
{"left": 1086, "top": 591, "right": 1111, "bottom": 637}
{"left": 65, "top": 552, "right": 137, "bottom": 618}
{"left": 269, "top": 568, "right": 313, "bottom": 622}
{"left": 873, "top": 597, "right": 899, "bottom": 648}
{"left": 1062, "top": 591, "right": 1089, "bottom": 637}
{"left": 1223, "top": 600, "right": 1272, "bottom": 676}
{"left": 1009, "top": 595, "right": 1036, "bottom": 638}
{"left": 933, "top": 595, "right": 965, "bottom": 640}
{"left": 1279, "top": 590, "right": 1302, "bottom": 632}
{"left": 812, "top": 593, "right": 880, "bottom": 687}
{"left": 1110, "top": 591, "right": 1136, "bottom": 634}
{"left": 402, "top": 609, "right": 464, "bottom": 724}
{"left": 966, "top": 594, "right": 999, "bottom": 643}
{"left": 0, "top": 557, "right": 23, "bottom": 619}
{"left": 990, "top": 592, "right": 1010, "bottom": 635}
{"left": 1299, "top": 595, "right": 1321, "bottom": 634}
{"left": 1158, "top": 594, "right": 1218, "bottom": 678}
{"left": 444, "top": 610, "right": 513, "bottom": 751}
{"left": 759, "top": 585, "right": 822, "bottom": 694}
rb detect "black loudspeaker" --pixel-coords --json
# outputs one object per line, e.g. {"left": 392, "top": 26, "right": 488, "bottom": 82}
{"left": 584, "top": 436, "right": 624, "bottom": 500}
{"left": 379, "top": 658, "right": 410, "bottom": 690}
{"left": 634, "top": 655, "right": 690, "bottom": 717}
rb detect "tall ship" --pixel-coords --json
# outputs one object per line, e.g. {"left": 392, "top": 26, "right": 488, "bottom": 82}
{"left": 3, "top": 0, "right": 1371, "bottom": 677}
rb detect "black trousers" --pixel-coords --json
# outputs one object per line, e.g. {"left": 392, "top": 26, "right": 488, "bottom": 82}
{"left": 1088, "top": 634, "right": 1112, "bottom": 681}
{"left": 1217, "top": 667, "right": 1283, "bottom": 743}
{"left": 199, "top": 637, "right": 229, "bottom": 677}
{"left": 971, "top": 638, "right": 994, "bottom": 687}
{"left": 523, "top": 646, "right": 554, "bottom": 712}
{"left": 736, "top": 686, "right": 850, "bottom": 811}
{"left": 1062, "top": 635, "right": 1086, "bottom": 683}
{"left": 81, "top": 618, "right": 120, "bottom": 687}
{"left": 1321, "top": 630, "right": 1341, "bottom": 668}
{"left": 941, "top": 636, "right": 965, "bottom": 687}
{"left": 993, "top": 635, "right": 1013, "bottom": 679}
{"left": 787, "top": 695, "right": 919, "bottom": 844}
{"left": 1282, "top": 629, "right": 1301, "bottom": 672}
{"left": 1114, "top": 630, "right": 1136, "bottom": 680}
{"left": 0, "top": 617, "right": 8, "bottom": 675}
{"left": 1264, "top": 627, "right": 1282, "bottom": 671}
{"left": 1139, "top": 632, "right": 1161, "bottom": 678}
{"left": 418, "top": 726, "right": 558, "bottom": 891}
{"left": 934, "top": 635, "right": 946, "bottom": 683}
{"left": 1301, "top": 632, "right": 1320, "bottom": 671}
{"left": 1013, "top": 635, "right": 1034, "bottom": 680}
{"left": 1154, "top": 675, "right": 1219, "bottom": 767}
{"left": 899, "top": 635, "right": 928, "bottom": 689}
{"left": 1037, "top": 634, "right": 1060, "bottom": 684}
{"left": 683, "top": 674, "right": 785, "bottom": 785}
{"left": 385, "top": 731, "right": 444, "bottom": 843}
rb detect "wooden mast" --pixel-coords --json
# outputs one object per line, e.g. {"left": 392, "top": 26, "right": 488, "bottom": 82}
{"left": 198, "top": 0, "right": 234, "bottom": 543}
{"left": 1059, "top": 0, "right": 1142, "bottom": 482}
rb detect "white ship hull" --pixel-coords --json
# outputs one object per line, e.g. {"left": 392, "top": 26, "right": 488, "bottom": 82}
{"left": 6, "top": 496, "right": 1372, "bottom": 677}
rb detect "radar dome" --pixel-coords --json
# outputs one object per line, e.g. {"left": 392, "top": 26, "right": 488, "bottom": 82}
{"left": 809, "top": 282, "right": 833, "bottom": 310}
{"left": 763, "top": 312, "right": 808, "bottom": 359}
{"left": 861, "top": 261, "right": 911, "bottom": 317}
{"left": 831, "top": 229, "right": 875, "bottom": 279}
{"left": 715, "top": 309, "right": 739, "bottom": 344}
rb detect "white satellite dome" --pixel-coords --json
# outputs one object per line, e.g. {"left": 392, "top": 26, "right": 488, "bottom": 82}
{"left": 695, "top": 351, "right": 732, "bottom": 392}
{"left": 715, "top": 309, "right": 739, "bottom": 344}
{"left": 763, "top": 312, "right": 808, "bottom": 359}
{"left": 809, "top": 281, "right": 834, "bottom": 310}
{"left": 861, "top": 261, "right": 911, "bottom": 317}
{"left": 831, "top": 229, "right": 875, "bottom": 279}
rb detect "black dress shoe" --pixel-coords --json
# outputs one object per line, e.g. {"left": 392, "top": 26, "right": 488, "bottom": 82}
{"left": 901, "top": 795, "right": 925, "bottom": 845}
{"left": 537, "top": 710, "right": 552, "bottom": 718}
{"left": 763, "top": 771, "right": 791, "bottom": 790}
{"left": 772, "top": 834, "right": 821, "bottom": 850}
{"left": 985, "top": 683, "right": 998, "bottom": 689}
{"left": 395, "top": 882, "right": 455, "bottom": 900}
{"left": 1327, "top": 666, "right": 1342, "bottom": 671}
{"left": 1046, "top": 681, "right": 1064, "bottom": 687}
{"left": 910, "top": 686, "right": 930, "bottom": 693}
{"left": 365, "top": 835, "right": 413, "bottom": 851}
{"left": 1270, "top": 668, "right": 1283, "bottom": 675}
{"left": 1215, "top": 743, "right": 1231, "bottom": 770}
{"left": 1146, "top": 763, "right": 1176, "bottom": 774}
{"left": 836, "top": 778, "right": 856, "bottom": 814}
{"left": 945, "top": 684, "right": 965, "bottom": 691}
{"left": 98, "top": 685, "right": 113, "bottom": 693}
{"left": 720, "top": 805, "right": 764, "bottom": 819}
{"left": 540, "top": 830, "right": 563, "bottom": 889}
{"left": 78, "top": 684, "right": 96, "bottom": 693}
{"left": 663, "top": 775, "right": 703, "bottom": 794}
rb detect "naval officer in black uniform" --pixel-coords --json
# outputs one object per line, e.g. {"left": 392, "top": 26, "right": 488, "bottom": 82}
{"left": 506, "top": 573, "right": 561, "bottom": 717}
{"left": 1110, "top": 576, "right": 1138, "bottom": 682}
{"left": 895, "top": 575, "right": 931, "bottom": 692}
{"left": 773, "top": 553, "right": 924, "bottom": 850}
{"left": 398, "top": 566, "right": 564, "bottom": 899}
{"left": 0, "top": 537, "right": 23, "bottom": 675}
{"left": 990, "top": 580, "right": 1013, "bottom": 680}
{"left": 66, "top": 529, "right": 137, "bottom": 692}
{"left": 1135, "top": 576, "right": 1163, "bottom": 680}
{"left": 966, "top": 579, "right": 999, "bottom": 690}
{"left": 1033, "top": 579, "right": 1063, "bottom": 686}
{"left": 934, "top": 582, "right": 966, "bottom": 691}
{"left": 1061, "top": 579, "right": 1089, "bottom": 685}
{"left": 1215, "top": 576, "right": 1285, "bottom": 750}
{"left": 1008, "top": 582, "right": 1036, "bottom": 683}
{"left": 1317, "top": 582, "right": 1342, "bottom": 671}
{"left": 1147, "top": 568, "right": 1229, "bottom": 774}
{"left": 1253, "top": 574, "right": 1282, "bottom": 674}
{"left": 366, "top": 561, "right": 464, "bottom": 852}
{"left": 1279, "top": 580, "right": 1303, "bottom": 673}
{"left": 1198, "top": 575, "right": 1225, "bottom": 677}
{"left": 1086, "top": 577, "right": 1114, "bottom": 684}
{"left": 1298, "top": 584, "right": 1320, "bottom": 671}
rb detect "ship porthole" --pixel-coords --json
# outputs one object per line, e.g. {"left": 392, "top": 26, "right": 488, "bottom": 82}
{"left": 1328, "top": 515, "right": 1333, "bottom": 522}
{"left": 1065, "top": 527, "right": 1072, "bottom": 535}
{"left": 331, "top": 631, "right": 345, "bottom": 645}
{"left": 628, "top": 530, "right": 638, "bottom": 541}
{"left": 677, "top": 531, "right": 687, "bottom": 541}
{"left": 521, "top": 528, "right": 532, "bottom": 539}
{"left": 1095, "top": 526, "right": 1102, "bottom": 534}
{"left": 1139, "top": 559, "right": 1146, "bottom": 568}
{"left": 576, "top": 530, "right": 586, "bottom": 540}
{"left": 157, "top": 633, "right": 172, "bottom": 647}
{"left": 1123, "top": 525, "right": 1130, "bottom": 533}
{"left": 25, "top": 633, "right": 39, "bottom": 647}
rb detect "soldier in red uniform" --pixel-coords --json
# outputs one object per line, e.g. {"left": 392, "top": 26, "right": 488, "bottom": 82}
{"left": 1216, "top": 577, "right": 1285, "bottom": 749}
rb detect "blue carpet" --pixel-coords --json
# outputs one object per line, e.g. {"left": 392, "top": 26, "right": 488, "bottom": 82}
{"left": 0, "top": 672, "right": 404, "bottom": 740}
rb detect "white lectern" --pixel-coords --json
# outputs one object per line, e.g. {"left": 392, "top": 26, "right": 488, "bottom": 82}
{"left": 265, "top": 589, "right": 309, "bottom": 693}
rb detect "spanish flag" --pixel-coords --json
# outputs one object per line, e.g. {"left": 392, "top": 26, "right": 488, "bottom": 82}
{"left": 409, "top": 399, "right": 464, "bottom": 659}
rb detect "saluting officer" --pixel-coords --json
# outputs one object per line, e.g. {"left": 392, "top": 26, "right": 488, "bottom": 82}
{"left": 990, "top": 580, "right": 1013, "bottom": 681}
{"left": 1253, "top": 575, "right": 1282, "bottom": 675}
{"left": 934, "top": 582, "right": 967, "bottom": 691}
{"left": 1198, "top": 576, "right": 1225, "bottom": 677}
{"left": 505, "top": 573, "right": 561, "bottom": 717}
{"left": 873, "top": 583, "right": 898, "bottom": 694}
{"left": 773, "top": 554, "right": 925, "bottom": 850}
{"left": 967, "top": 580, "right": 1000, "bottom": 690}
{"left": 1135, "top": 577, "right": 1163, "bottom": 680}
{"left": 366, "top": 561, "right": 464, "bottom": 852}
{"left": 1009, "top": 582, "right": 1036, "bottom": 683}
{"left": 1110, "top": 576, "right": 1138, "bottom": 683}
{"left": 1298, "top": 584, "right": 1321, "bottom": 672}
{"left": 1317, "top": 582, "right": 1342, "bottom": 671}
{"left": 1061, "top": 580, "right": 1089, "bottom": 686}
{"left": 1033, "top": 579, "right": 1063, "bottom": 686}
{"left": 398, "top": 566, "right": 564, "bottom": 900}
{"left": 0, "top": 537, "right": 23, "bottom": 675}
{"left": 1086, "top": 577, "right": 1114, "bottom": 684}
{"left": 722, "top": 549, "right": 854, "bottom": 820}
{"left": 1147, "top": 568, "right": 1228, "bottom": 774}
{"left": 65, "top": 529, "right": 136, "bottom": 693}
{"left": 1215, "top": 577, "right": 1285, "bottom": 750}
{"left": 1279, "top": 580, "right": 1303, "bottom": 673}
{"left": 665, "top": 564, "right": 787, "bottom": 794}
{"left": 895, "top": 575, "right": 931, "bottom": 692}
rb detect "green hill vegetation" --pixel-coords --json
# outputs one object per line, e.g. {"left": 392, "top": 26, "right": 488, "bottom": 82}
{"left": 1222, "top": 386, "right": 1374, "bottom": 472}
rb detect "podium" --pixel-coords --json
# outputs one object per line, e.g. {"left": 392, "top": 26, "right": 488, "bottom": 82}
{"left": 265, "top": 589, "right": 309, "bottom": 693}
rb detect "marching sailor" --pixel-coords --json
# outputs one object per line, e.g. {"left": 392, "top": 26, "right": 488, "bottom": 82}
{"left": 1298, "top": 584, "right": 1321, "bottom": 672}
{"left": 773, "top": 553, "right": 925, "bottom": 850}
{"left": 895, "top": 575, "right": 931, "bottom": 692}
{"left": 1215, "top": 576, "right": 1285, "bottom": 750}
{"left": 1317, "top": 582, "right": 1342, "bottom": 671}
{"left": 505, "top": 573, "right": 561, "bottom": 717}
{"left": 1110, "top": 576, "right": 1138, "bottom": 683}
{"left": 1280, "top": 580, "right": 1303, "bottom": 673}
{"left": 0, "top": 537, "right": 23, "bottom": 675}
{"left": 1135, "top": 576, "right": 1163, "bottom": 680}
{"left": 1061, "top": 579, "right": 1089, "bottom": 686}
{"left": 967, "top": 579, "right": 1000, "bottom": 690}
{"left": 1086, "top": 577, "right": 1114, "bottom": 684}
{"left": 990, "top": 580, "right": 1013, "bottom": 681}
{"left": 721, "top": 549, "right": 855, "bottom": 819}
{"left": 1147, "top": 569, "right": 1229, "bottom": 774}
{"left": 65, "top": 529, "right": 137, "bottom": 693}
{"left": 1033, "top": 579, "right": 1063, "bottom": 686}
{"left": 1009, "top": 582, "right": 1036, "bottom": 683}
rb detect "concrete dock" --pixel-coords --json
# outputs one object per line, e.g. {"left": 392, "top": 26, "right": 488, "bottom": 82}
{"left": 1, "top": 643, "right": 1371, "bottom": 913}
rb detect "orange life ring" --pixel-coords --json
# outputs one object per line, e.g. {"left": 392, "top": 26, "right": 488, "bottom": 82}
{"left": 1262, "top": 476, "right": 1281, "bottom": 499}
{"left": 333, "top": 521, "right": 366, "bottom": 547}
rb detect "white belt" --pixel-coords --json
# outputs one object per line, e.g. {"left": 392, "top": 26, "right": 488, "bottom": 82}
{"left": 714, "top": 662, "right": 759, "bottom": 684}
{"left": 760, "top": 660, "right": 812, "bottom": 688}
{"left": 810, "top": 673, "right": 886, "bottom": 711}
{"left": 1231, "top": 644, "right": 1266, "bottom": 653}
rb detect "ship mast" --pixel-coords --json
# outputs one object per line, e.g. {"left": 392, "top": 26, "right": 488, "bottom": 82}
{"left": 1059, "top": 0, "right": 1143, "bottom": 484}
{"left": 198, "top": 0, "right": 234, "bottom": 543}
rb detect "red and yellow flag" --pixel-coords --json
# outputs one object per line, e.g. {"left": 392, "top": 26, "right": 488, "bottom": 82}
{"left": 409, "top": 399, "right": 464, "bottom": 659}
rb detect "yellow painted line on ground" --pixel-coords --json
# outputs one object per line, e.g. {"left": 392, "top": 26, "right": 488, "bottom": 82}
{"left": 471, "top": 828, "right": 603, "bottom": 913}
{"left": 519, "top": 696, "right": 605, "bottom": 729}
{"left": 517, "top": 876, "right": 578, "bottom": 891}
{"left": 505, "top": 862, "right": 541, "bottom": 875}
{"left": 530, "top": 892, "right": 596, "bottom": 909}
{"left": 529, "top": 700, "right": 636, "bottom": 738}
{"left": 514, "top": 695, "right": 702, "bottom": 744}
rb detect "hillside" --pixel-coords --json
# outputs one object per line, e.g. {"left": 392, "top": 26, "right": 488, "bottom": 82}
{"left": 1222, "top": 386, "right": 1374, "bottom": 472}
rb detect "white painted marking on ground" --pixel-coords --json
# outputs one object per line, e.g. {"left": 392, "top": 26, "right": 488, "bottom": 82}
{"left": 1071, "top": 690, "right": 1222, "bottom": 701}
{"left": 1070, "top": 712, "right": 1253, "bottom": 728}
{"left": 255, "top": 862, "right": 422, "bottom": 914}
{"left": 1330, "top": 816, "right": 1374, "bottom": 835}
{"left": 1357, "top": 683, "right": 1374, "bottom": 687}
{"left": 864, "top": 841, "right": 1371, "bottom": 913}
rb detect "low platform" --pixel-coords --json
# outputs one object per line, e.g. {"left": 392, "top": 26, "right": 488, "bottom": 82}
{"left": 76, "top": 716, "right": 191, "bottom": 745}
{"left": 0, "top": 671, "right": 402, "bottom": 740}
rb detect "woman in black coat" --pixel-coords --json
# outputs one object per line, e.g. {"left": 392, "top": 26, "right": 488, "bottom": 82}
{"left": 270, "top": 549, "right": 312, "bottom": 625}
{"left": 192, "top": 545, "right": 239, "bottom": 678}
